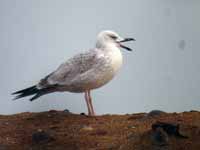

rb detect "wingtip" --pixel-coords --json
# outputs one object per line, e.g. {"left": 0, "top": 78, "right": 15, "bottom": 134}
{"left": 12, "top": 94, "right": 25, "bottom": 100}
{"left": 11, "top": 92, "right": 17, "bottom": 95}
{"left": 12, "top": 90, "right": 23, "bottom": 95}
{"left": 12, "top": 96, "right": 19, "bottom": 101}
{"left": 29, "top": 94, "right": 40, "bottom": 101}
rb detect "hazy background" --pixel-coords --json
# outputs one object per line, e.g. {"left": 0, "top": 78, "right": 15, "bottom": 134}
{"left": 0, "top": 0, "right": 200, "bottom": 115}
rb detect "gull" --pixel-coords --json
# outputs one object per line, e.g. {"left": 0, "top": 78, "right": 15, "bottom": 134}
{"left": 12, "top": 30, "right": 135, "bottom": 116}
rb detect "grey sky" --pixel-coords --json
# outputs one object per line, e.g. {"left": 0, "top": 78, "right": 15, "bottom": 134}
{"left": 0, "top": 0, "right": 200, "bottom": 114}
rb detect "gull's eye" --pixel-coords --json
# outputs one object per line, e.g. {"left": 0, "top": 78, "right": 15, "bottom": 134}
{"left": 109, "top": 35, "right": 118, "bottom": 40}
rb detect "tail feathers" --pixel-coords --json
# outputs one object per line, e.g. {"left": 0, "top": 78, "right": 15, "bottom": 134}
{"left": 30, "top": 93, "right": 43, "bottom": 101}
{"left": 12, "top": 85, "right": 37, "bottom": 95}
{"left": 12, "top": 85, "right": 44, "bottom": 101}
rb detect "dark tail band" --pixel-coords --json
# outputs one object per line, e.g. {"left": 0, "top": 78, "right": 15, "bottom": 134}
{"left": 12, "top": 84, "right": 57, "bottom": 101}
{"left": 12, "top": 85, "right": 43, "bottom": 101}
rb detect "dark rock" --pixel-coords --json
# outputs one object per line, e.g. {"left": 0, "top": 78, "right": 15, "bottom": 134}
{"left": 147, "top": 110, "right": 166, "bottom": 118}
{"left": 80, "top": 113, "right": 85, "bottom": 116}
{"left": 152, "top": 121, "right": 188, "bottom": 138}
{"left": 32, "top": 130, "right": 54, "bottom": 144}
{"left": 63, "top": 109, "right": 70, "bottom": 114}
{"left": 151, "top": 127, "right": 169, "bottom": 146}
{"left": 190, "top": 110, "right": 199, "bottom": 113}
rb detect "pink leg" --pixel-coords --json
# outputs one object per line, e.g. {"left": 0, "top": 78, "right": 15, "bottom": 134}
{"left": 88, "top": 90, "right": 95, "bottom": 116}
{"left": 84, "top": 91, "right": 92, "bottom": 116}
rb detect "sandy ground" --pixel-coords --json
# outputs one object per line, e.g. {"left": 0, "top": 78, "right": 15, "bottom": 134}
{"left": 0, "top": 110, "right": 199, "bottom": 150}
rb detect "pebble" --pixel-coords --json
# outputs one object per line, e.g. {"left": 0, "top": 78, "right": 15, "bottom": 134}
{"left": 63, "top": 109, "right": 70, "bottom": 114}
{"left": 80, "top": 112, "right": 86, "bottom": 115}
{"left": 81, "top": 126, "right": 94, "bottom": 131}
{"left": 127, "top": 125, "right": 136, "bottom": 129}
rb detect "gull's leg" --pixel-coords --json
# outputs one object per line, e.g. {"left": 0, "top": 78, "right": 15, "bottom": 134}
{"left": 88, "top": 90, "right": 95, "bottom": 116}
{"left": 84, "top": 91, "right": 92, "bottom": 116}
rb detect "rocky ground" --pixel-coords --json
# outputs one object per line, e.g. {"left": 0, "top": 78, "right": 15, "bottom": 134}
{"left": 0, "top": 110, "right": 199, "bottom": 150}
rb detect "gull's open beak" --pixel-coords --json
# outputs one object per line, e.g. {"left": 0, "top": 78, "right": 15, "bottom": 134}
{"left": 118, "top": 38, "right": 135, "bottom": 51}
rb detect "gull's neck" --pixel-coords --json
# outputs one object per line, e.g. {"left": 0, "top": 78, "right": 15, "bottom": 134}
{"left": 97, "top": 41, "right": 123, "bottom": 73}
{"left": 96, "top": 41, "right": 120, "bottom": 53}
{"left": 96, "top": 41, "right": 123, "bottom": 70}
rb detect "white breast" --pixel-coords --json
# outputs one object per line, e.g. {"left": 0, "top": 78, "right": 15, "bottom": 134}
{"left": 85, "top": 48, "right": 122, "bottom": 91}
{"left": 109, "top": 46, "right": 123, "bottom": 74}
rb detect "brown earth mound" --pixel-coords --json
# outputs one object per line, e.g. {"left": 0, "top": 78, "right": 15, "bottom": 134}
{"left": 0, "top": 110, "right": 199, "bottom": 150}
